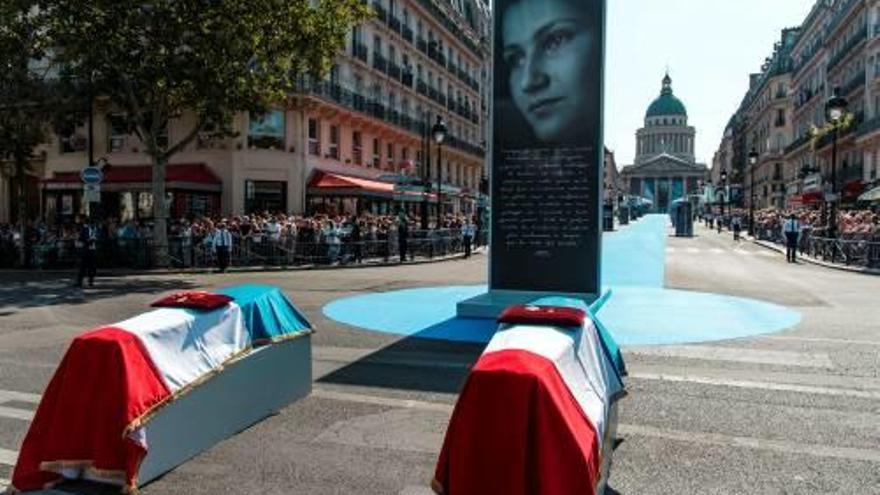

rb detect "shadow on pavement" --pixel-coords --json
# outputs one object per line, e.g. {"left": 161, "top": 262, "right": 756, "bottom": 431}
{"left": 0, "top": 274, "right": 196, "bottom": 311}
{"left": 318, "top": 319, "right": 490, "bottom": 394}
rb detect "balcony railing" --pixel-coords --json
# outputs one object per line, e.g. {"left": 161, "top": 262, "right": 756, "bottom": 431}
{"left": 297, "top": 77, "right": 485, "bottom": 158}
{"left": 827, "top": 25, "right": 867, "bottom": 72}
{"left": 373, "top": 54, "right": 388, "bottom": 73}
{"left": 857, "top": 115, "right": 880, "bottom": 137}
{"left": 840, "top": 71, "right": 866, "bottom": 95}
{"left": 387, "top": 62, "right": 401, "bottom": 80}
{"left": 416, "top": 37, "right": 427, "bottom": 54}
{"left": 401, "top": 71, "right": 413, "bottom": 87}
{"left": 352, "top": 42, "right": 368, "bottom": 63}
{"left": 416, "top": 80, "right": 428, "bottom": 95}
{"left": 372, "top": 2, "right": 387, "bottom": 23}
{"left": 401, "top": 26, "right": 413, "bottom": 43}
{"left": 388, "top": 16, "right": 401, "bottom": 33}
{"left": 826, "top": 0, "right": 861, "bottom": 37}
{"left": 411, "top": 0, "right": 481, "bottom": 58}
{"left": 784, "top": 133, "right": 811, "bottom": 155}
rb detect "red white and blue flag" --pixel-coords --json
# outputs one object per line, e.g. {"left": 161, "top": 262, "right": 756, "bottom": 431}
{"left": 11, "top": 287, "right": 309, "bottom": 493}
{"left": 432, "top": 305, "right": 625, "bottom": 495}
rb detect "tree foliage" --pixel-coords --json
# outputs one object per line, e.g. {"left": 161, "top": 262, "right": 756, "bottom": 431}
{"left": 38, "top": 0, "right": 370, "bottom": 261}
{"left": 0, "top": 0, "right": 48, "bottom": 175}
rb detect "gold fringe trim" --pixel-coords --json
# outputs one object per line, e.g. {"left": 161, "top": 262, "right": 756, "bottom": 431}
{"left": 124, "top": 329, "right": 314, "bottom": 435}
{"left": 430, "top": 478, "right": 445, "bottom": 495}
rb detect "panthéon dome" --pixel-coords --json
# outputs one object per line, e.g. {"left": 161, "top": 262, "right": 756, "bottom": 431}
{"left": 646, "top": 73, "right": 687, "bottom": 118}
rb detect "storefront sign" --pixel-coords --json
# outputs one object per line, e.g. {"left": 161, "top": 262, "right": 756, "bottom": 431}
{"left": 803, "top": 173, "right": 822, "bottom": 192}
{"left": 489, "top": 0, "right": 605, "bottom": 295}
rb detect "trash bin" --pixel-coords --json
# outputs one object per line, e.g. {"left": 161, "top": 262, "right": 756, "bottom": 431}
{"left": 603, "top": 204, "right": 615, "bottom": 232}
{"left": 618, "top": 206, "right": 630, "bottom": 226}
{"left": 674, "top": 201, "right": 693, "bottom": 237}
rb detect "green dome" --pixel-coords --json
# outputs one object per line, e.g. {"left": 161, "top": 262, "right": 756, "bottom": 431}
{"left": 646, "top": 74, "right": 687, "bottom": 118}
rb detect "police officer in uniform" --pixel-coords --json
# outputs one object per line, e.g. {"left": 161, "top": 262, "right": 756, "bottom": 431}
{"left": 76, "top": 218, "right": 99, "bottom": 287}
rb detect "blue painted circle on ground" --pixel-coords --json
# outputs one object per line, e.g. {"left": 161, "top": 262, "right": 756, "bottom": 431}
{"left": 322, "top": 285, "right": 802, "bottom": 346}
{"left": 322, "top": 215, "right": 802, "bottom": 346}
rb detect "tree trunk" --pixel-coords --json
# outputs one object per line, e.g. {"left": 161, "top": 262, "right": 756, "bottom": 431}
{"left": 15, "top": 156, "right": 28, "bottom": 268}
{"left": 151, "top": 155, "right": 169, "bottom": 267}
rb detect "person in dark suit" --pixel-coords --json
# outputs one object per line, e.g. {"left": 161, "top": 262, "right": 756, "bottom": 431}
{"left": 398, "top": 212, "right": 409, "bottom": 263}
{"left": 349, "top": 215, "right": 363, "bottom": 264}
{"left": 76, "top": 218, "right": 99, "bottom": 287}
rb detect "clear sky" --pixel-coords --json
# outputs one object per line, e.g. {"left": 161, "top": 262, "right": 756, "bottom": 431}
{"left": 605, "top": 0, "right": 815, "bottom": 168}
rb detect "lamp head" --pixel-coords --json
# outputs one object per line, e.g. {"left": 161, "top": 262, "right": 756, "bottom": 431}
{"left": 721, "top": 170, "right": 728, "bottom": 183}
{"left": 432, "top": 116, "right": 447, "bottom": 144}
{"left": 748, "top": 148, "right": 759, "bottom": 165}
{"left": 825, "top": 87, "right": 848, "bottom": 123}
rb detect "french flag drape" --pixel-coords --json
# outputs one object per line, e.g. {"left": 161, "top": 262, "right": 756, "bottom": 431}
{"left": 11, "top": 286, "right": 310, "bottom": 493}
{"left": 432, "top": 305, "right": 625, "bottom": 495}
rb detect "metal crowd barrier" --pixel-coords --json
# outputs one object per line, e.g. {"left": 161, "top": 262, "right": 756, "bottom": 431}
{"left": 753, "top": 227, "right": 880, "bottom": 268}
{"left": 17, "top": 228, "right": 487, "bottom": 270}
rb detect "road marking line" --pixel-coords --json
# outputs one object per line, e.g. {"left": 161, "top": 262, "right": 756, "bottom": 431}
{"left": 0, "top": 447, "right": 17, "bottom": 466}
{"left": 710, "top": 248, "right": 724, "bottom": 254}
{"left": 312, "top": 388, "right": 454, "bottom": 413}
{"left": 666, "top": 247, "right": 677, "bottom": 253}
{"left": 763, "top": 336, "right": 880, "bottom": 346}
{"left": 0, "top": 406, "right": 33, "bottom": 421}
{"left": 686, "top": 247, "right": 700, "bottom": 254}
{"left": 628, "top": 346, "right": 833, "bottom": 369}
{"left": 0, "top": 390, "right": 41, "bottom": 404}
{"left": 620, "top": 424, "right": 880, "bottom": 463}
{"left": 630, "top": 372, "right": 880, "bottom": 400}
{"left": 757, "top": 251, "right": 776, "bottom": 257}
{"left": 733, "top": 249, "right": 751, "bottom": 256}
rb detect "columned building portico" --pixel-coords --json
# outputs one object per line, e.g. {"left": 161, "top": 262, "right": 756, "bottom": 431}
{"left": 621, "top": 74, "right": 708, "bottom": 212}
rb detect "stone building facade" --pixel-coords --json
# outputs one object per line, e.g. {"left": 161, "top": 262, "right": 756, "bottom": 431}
{"left": 27, "top": 0, "right": 490, "bottom": 224}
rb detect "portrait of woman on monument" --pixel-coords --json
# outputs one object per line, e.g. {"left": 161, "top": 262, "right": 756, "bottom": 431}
{"left": 497, "top": 0, "right": 600, "bottom": 147}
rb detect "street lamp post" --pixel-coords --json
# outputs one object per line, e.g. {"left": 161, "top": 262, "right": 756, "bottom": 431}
{"left": 720, "top": 169, "right": 728, "bottom": 223}
{"left": 825, "top": 87, "right": 848, "bottom": 239}
{"left": 420, "top": 114, "right": 430, "bottom": 230}
{"left": 431, "top": 116, "right": 447, "bottom": 229}
{"left": 748, "top": 148, "right": 759, "bottom": 237}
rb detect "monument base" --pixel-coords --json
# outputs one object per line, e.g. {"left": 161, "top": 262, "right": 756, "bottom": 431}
{"left": 457, "top": 290, "right": 599, "bottom": 319}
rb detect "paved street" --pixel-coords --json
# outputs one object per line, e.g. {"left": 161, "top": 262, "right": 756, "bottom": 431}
{"left": 0, "top": 219, "right": 879, "bottom": 494}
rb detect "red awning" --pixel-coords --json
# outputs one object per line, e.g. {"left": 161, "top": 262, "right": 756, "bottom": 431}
{"left": 42, "top": 164, "right": 221, "bottom": 192}
{"left": 842, "top": 180, "right": 865, "bottom": 199}
{"left": 801, "top": 191, "right": 823, "bottom": 204}
{"left": 308, "top": 171, "right": 396, "bottom": 197}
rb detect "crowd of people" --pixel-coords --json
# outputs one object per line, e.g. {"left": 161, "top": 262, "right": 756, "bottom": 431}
{"left": 753, "top": 208, "right": 880, "bottom": 239}
{"left": 0, "top": 211, "right": 485, "bottom": 270}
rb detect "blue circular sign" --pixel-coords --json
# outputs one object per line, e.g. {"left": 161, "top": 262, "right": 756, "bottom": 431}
{"left": 81, "top": 166, "right": 103, "bottom": 184}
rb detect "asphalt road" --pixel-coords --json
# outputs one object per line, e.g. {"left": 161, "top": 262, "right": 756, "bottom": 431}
{"left": 0, "top": 219, "right": 879, "bottom": 494}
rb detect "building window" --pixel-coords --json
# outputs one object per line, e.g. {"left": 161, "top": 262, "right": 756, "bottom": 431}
{"left": 308, "top": 118, "right": 320, "bottom": 155}
{"left": 248, "top": 110, "right": 285, "bottom": 150}
{"left": 353, "top": 131, "right": 363, "bottom": 165}
{"left": 244, "top": 180, "right": 287, "bottom": 214}
{"left": 387, "top": 142, "right": 394, "bottom": 169}
{"left": 328, "top": 125, "right": 339, "bottom": 159}
{"left": 372, "top": 138, "right": 380, "bottom": 168}
{"left": 107, "top": 114, "right": 129, "bottom": 152}
{"left": 58, "top": 121, "right": 87, "bottom": 153}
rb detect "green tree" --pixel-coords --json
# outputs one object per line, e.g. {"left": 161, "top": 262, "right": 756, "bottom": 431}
{"left": 40, "top": 0, "right": 370, "bottom": 264}
{"left": 0, "top": 0, "right": 51, "bottom": 266}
